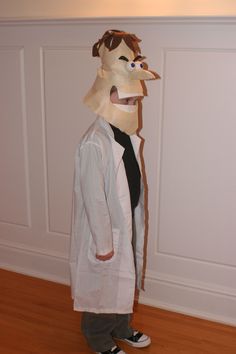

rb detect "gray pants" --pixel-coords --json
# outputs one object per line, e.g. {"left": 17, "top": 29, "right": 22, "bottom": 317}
{"left": 81, "top": 312, "right": 133, "bottom": 352}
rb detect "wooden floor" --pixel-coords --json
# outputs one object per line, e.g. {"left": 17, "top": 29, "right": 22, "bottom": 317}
{"left": 0, "top": 269, "right": 236, "bottom": 354}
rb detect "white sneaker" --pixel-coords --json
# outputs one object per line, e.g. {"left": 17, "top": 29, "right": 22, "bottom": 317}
{"left": 119, "top": 331, "right": 151, "bottom": 348}
{"left": 96, "top": 345, "right": 126, "bottom": 354}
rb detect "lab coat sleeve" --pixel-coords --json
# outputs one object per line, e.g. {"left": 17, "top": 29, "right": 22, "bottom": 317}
{"left": 77, "top": 142, "right": 113, "bottom": 256}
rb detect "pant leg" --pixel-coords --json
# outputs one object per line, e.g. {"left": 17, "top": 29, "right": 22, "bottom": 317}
{"left": 81, "top": 312, "right": 117, "bottom": 352}
{"left": 111, "top": 314, "right": 133, "bottom": 339}
{"left": 110, "top": 220, "right": 135, "bottom": 339}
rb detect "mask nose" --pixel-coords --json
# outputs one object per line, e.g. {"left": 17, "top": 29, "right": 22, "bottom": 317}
{"left": 126, "top": 60, "right": 157, "bottom": 80}
{"left": 130, "top": 69, "right": 156, "bottom": 80}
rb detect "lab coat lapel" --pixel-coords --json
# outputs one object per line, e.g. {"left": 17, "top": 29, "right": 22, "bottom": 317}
{"left": 111, "top": 138, "right": 125, "bottom": 171}
{"left": 111, "top": 133, "right": 142, "bottom": 171}
{"left": 98, "top": 116, "right": 125, "bottom": 170}
{"left": 130, "top": 134, "right": 142, "bottom": 167}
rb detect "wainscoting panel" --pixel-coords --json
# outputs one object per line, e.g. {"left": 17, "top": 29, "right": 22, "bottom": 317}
{"left": 41, "top": 46, "right": 95, "bottom": 236}
{"left": 0, "top": 46, "right": 30, "bottom": 227}
{"left": 158, "top": 48, "right": 236, "bottom": 266}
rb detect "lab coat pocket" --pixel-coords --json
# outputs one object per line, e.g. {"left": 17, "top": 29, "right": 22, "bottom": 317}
{"left": 88, "top": 228, "right": 120, "bottom": 265}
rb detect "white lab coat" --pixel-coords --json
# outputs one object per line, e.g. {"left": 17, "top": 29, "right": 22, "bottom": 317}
{"left": 70, "top": 117, "right": 145, "bottom": 314}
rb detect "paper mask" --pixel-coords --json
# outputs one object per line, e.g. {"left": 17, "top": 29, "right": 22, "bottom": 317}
{"left": 84, "top": 30, "right": 159, "bottom": 135}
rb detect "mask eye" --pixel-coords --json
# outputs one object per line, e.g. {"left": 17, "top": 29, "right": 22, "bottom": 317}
{"left": 127, "top": 61, "right": 136, "bottom": 71}
{"left": 136, "top": 61, "right": 144, "bottom": 70}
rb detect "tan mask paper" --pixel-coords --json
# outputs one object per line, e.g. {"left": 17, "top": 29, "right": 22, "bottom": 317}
{"left": 84, "top": 30, "right": 159, "bottom": 135}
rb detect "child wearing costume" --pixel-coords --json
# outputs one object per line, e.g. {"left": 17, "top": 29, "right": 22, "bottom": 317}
{"left": 70, "top": 29, "right": 159, "bottom": 354}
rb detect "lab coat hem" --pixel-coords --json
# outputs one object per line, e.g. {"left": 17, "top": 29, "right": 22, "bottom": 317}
{"left": 73, "top": 305, "right": 134, "bottom": 314}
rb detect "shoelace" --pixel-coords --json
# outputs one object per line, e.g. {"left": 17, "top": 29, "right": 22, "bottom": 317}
{"left": 126, "top": 331, "right": 143, "bottom": 342}
{"left": 101, "top": 345, "right": 121, "bottom": 354}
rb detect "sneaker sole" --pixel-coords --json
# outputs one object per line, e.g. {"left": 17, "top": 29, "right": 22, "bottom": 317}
{"left": 118, "top": 336, "right": 151, "bottom": 348}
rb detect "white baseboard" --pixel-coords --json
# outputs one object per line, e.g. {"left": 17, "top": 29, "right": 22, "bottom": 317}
{"left": 140, "top": 271, "right": 236, "bottom": 327}
{"left": 0, "top": 242, "right": 70, "bottom": 285}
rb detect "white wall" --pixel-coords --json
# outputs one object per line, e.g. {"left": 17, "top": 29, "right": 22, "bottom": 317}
{"left": 0, "top": 17, "right": 236, "bottom": 326}
{"left": 0, "top": 0, "right": 236, "bottom": 18}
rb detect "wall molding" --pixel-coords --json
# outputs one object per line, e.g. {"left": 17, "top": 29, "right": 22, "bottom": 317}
{"left": 140, "top": 270, "right": 236, "bottom": 327}
{"left": 0, "top": 240, "right": 68, "bottom": 260}
{"left": 139, "top": 292, "right": 236, "bottom": 327}
{"left": 145, "top": 270, "right": 236, "bottom": 299}
{"left": 0, "top": 242, "right": 70, "bottom": 285}
{"left": 1, "top": 16, "right": 236, "bottom": 26}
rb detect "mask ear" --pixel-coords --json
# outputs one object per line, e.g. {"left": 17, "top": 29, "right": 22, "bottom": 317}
{"left": 92, "top": 41, "right": 100, "bottom": 57}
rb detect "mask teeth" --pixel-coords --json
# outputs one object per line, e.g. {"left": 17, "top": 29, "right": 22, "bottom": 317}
{"left": 113, "top": 103, "right": 137, "bottom": 113}
{"left": 118, "top": 92, "right": 142, "bottom": 99}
